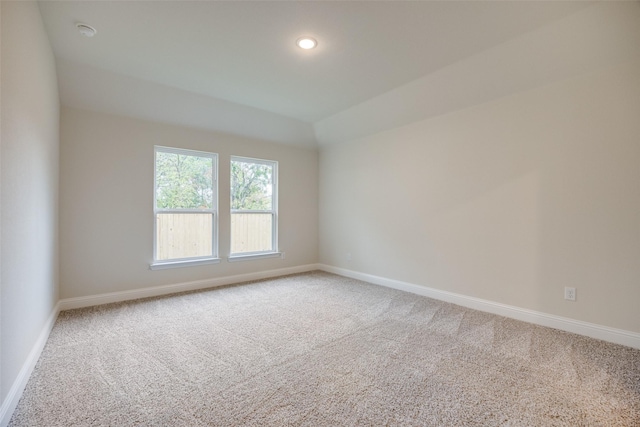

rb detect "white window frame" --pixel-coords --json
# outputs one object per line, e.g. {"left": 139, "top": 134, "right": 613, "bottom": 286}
{"left": 150, "top": 146, "right": 220, "bottom": 270}
{"left": 228, "top": 156, "right": 279, "bottom": 261}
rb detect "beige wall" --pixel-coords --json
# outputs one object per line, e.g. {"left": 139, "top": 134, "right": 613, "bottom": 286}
{"left": 60, "top": 107, "right": 318, "bottom": 299}
{"left": 319, "top": 59, "right": 640, "bottom": 333}
{"left": 1, "top": 1, "right": 59, "bottom": 403}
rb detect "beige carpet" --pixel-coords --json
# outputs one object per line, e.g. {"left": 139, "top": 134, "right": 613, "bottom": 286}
{"left": 9, "top": 271, "right": 640, "bottom": 426}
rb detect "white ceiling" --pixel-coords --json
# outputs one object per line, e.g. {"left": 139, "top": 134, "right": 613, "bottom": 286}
{"left": 37, "top": 1, "right": 640, "bottom": 147}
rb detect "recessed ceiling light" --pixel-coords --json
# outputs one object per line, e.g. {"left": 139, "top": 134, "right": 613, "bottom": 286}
{"left": 76, "top": 23, "right": 97, "bottom": 37}
{"left": 296, "top": 37, "right": 317, "bottom": 50}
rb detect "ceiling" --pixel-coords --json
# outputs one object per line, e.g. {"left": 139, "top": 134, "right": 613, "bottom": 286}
{"left": 37, "top": 1, "right": 640, "bottom": 147}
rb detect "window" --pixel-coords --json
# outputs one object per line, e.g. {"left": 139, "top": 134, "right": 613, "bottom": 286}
{"left": 152, "top": 146, "right": 218, "bottom": 268}
{"left": 230, "top": 156, "right": 278, "bottom": 259}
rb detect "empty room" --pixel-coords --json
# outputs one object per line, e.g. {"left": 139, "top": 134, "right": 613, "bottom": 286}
{"left": 2, "top": 1, "right": 640, "bottom": 425}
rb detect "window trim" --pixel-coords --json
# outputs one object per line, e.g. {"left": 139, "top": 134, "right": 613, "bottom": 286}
{"left": 227, "top": 252, "right": 282, "bottom": 263}
{"left": 149, "top": 257, "right": 221, "bottom": 270}
{"left": 151, "top": 146, "right": 219, "bottom": 269}
{"left": 228, "top": 156, "right": 278, "bottom": 259}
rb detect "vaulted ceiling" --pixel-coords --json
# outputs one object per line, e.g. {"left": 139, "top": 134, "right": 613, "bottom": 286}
{"left": 38, "top": 1, "right": 640, "bottom": 147}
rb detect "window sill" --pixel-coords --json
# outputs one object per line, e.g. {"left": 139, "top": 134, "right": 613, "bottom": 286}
{"left": 227, "top": 252, "right": 282, "bottom": 263}
{"left": 149, "top": 257, "right": 221, "bottom": 270}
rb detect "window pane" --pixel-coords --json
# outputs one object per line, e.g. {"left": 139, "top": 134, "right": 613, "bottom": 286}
{"left": 156, "top": 213, "right": 213, "bottom": 260}
{"left": 231, "top": 213, "right": 273, "bottom": 253}
{"left": 231, "top": 160, "right": 273, "bottom": 210}
{"left": 156, "top": 151, "right": 213, "bottom": 209}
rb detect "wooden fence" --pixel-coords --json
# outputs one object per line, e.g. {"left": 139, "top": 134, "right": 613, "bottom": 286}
{"left": 231, "top": 213, "right": 273, "bottom": 254}
{"left": 156, "top": 213, "right": 272, "bottom": 260}
{"left": 156, "top": 213, "right": 213, "bottom": 260}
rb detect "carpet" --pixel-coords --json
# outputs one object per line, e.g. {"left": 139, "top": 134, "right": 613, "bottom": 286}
{"left": 9, "top": 271, "right": 640, "bottom": 426}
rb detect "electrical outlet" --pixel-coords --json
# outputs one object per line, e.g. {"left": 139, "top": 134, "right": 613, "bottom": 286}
{"left": 564, "top": 287, "right": 576, "bottom": 301}
{"left": 346, "top": 252, "right": 352, "bottom": 262}
{"left": 280, "top": 252, "right": 285, "bottom": 260}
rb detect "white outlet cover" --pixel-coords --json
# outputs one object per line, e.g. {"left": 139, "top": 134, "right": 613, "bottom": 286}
{"left": 564, "top": 287, "right": 576, "bottom": 301}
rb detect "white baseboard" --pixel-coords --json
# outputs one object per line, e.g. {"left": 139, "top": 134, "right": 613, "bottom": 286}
{"left": 59, "top": 263, "right": 320, "bottom": 311}
{"left": 318, "top": 264, "right": 640, "bottom": 350}
{"left": 0, "top": 302, "right": 61, "bottom": 427}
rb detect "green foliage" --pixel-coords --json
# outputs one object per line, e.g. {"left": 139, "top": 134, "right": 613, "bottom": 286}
{"left": 231, "top": 160, "right": 272, "bottom": 210}
{"left": 156, "top": 152, "right": 213, "bottom": 209}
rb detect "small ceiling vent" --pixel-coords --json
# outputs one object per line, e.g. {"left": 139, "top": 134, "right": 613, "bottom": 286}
{"left": 76, "top": 23, "right": 97, "bottom": 37}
